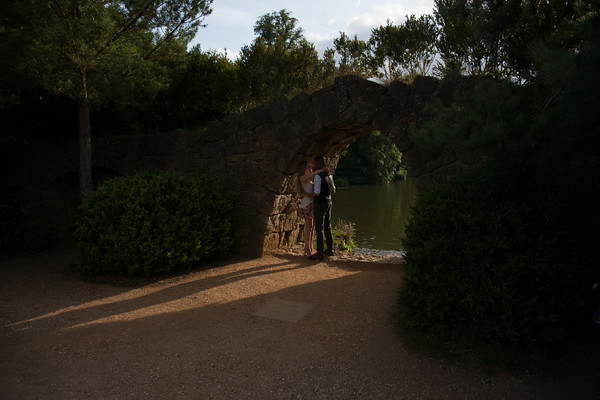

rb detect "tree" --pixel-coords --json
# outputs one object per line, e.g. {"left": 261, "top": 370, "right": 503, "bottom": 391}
{"left": 253, "top": 9, "right": 303, "bottom": 50}
{"left": 403, "top": 14, "right": 438, "bottom": 76}
{"left": 366, "top": 21, "right": 406, "bottom": 83}
{"left": 7, "top": 0, "right": 213, "bottom": 203}
{"left": 433, "top": 0, "right": 489, "bottom": 76}
{"left": 237, "top": 9, "right": 330, "bottom": 106}
{"left": 412, "top": 16, "right": 600, "bottom": 259}
{"left": 321, "top": 48, "right": 338, "bottom": 85}
{"left": 433, "top": 0, "right": 587, "bottom": 80}
{"left": 331, "top": 32, "right": 371, "bottom": 78}
{"left": 151, "top": 46, "right": 242, "bottom": 131}
{"left": 367, "top": 15, "right": 437, "bottom": 84}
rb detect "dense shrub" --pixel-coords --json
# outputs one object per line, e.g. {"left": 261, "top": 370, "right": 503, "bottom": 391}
{"left": 75, "top": 171, "right": 234, "bottom": 276}
{"left": 311, "top": 219, "right": 357, "bottom": 253}
{"left": 397, "top": 169, "right": 594, "bottom": 350}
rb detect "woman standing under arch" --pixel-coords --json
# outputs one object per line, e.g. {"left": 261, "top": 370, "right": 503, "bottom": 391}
{"left": 297, "top": 160, "right": 326, "bottom": 257}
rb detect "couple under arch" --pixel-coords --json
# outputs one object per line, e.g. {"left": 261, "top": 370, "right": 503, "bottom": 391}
{"left": 297, "top": 156, "right": 336, "bottom": 260}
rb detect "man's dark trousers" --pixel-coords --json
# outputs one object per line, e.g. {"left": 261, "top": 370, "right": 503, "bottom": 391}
{"left": 314, "top": 199, "right": 333, "bottom": 255}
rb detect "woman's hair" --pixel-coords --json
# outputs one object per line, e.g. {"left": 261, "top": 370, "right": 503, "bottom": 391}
{"left": 296, "top": 161, "right": 311, "bottom": 194}
{"left": 299, "top": 161, "right": 311, "bottom": 174}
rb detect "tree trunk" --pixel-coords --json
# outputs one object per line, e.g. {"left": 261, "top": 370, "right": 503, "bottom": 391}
{"left": 77, "top": 99, "right": 93, "bottom": 204}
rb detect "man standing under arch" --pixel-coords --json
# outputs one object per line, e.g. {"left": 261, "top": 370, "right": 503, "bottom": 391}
{"left": 309, "top": 156, "right": 336, "bottom": 260}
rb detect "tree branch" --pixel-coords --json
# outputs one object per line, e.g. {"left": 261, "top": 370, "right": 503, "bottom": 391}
{"left": 107, "top": 0, "right": 164, "bottom": 46}
{"left": 94, "top": 0, "right": 165, "bottom": 61}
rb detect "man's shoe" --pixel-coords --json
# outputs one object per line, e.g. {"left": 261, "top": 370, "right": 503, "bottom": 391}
{"left": 324, "top": 249, "right": 334, "bottom": 256}
{"left": 308, "top": 253, "right": 323, "bottom": 260}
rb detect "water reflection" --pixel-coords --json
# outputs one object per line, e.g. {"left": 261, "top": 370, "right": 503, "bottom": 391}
{"left": 332, "top": 179, "right": 417, "bottom": 251}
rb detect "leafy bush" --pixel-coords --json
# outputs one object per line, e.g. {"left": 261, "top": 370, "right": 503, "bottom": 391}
{"left": 75, "top": 171, "right": 234, "bottom": 276}
{"left": 312, "top": 219, "right": 357, "bottom": 252}
{"left": 397, "top": 169, "right": 594, "bottom": 351}
{"left": 333, "top": 219, "right": 356, "bottom": 252}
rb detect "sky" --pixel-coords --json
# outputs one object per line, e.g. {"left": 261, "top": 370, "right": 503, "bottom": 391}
{"left": 189, "top": 0, "right": 436, "bottom": 59}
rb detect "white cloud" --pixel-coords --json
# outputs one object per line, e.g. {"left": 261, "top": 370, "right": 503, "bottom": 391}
{"left": 342, "top": 1, "right": 435, "bottom": 40}
{"left": 307, "top": 32, "right": 335, "bottom": 44}
{"left": 306, "top": 32, "right": 338, "bottom": 54}
{"left": 346, "top": 2, "right": 408, "bottom": 34}
{"left": 373, "top": 2, "right": 409, "bottom": 21}
{"left": 221, "top": 48, "right": 241, "bottom": 61}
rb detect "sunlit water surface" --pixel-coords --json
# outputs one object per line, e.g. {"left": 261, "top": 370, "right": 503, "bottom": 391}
{"left": 332, "top": 179, "right": 418, "bottom": 251}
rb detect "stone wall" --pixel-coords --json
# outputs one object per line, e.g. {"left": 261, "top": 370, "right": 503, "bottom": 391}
{"left": 5, "top": 74, "right": 497, "bottom": 257}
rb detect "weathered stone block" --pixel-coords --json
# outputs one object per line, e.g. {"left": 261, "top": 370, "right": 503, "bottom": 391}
{"left": 311, "top": 90, "right": 339, "bottom": 128}
{"left": 268, "top": 95, "right": 289, "bottom": 124}
{"left": 242, "top": 104, "right": 268, "bottom": 129}
{"left": 288, "top": 91, "right": 311, "bottom": 114}
{"left": 411, "top": 75, "right": 439, "bottom": 94}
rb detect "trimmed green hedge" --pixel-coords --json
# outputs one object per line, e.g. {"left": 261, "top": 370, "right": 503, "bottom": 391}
{"left": 75, "top": 171, "right": 233, "bottom": 276}
{"left": 397, "top": 170, "right": 593, "bottom": 349}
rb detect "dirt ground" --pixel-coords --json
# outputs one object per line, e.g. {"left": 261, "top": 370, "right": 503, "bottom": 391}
{"left": 1, "top": 246, "right": 598, "bottom": 400}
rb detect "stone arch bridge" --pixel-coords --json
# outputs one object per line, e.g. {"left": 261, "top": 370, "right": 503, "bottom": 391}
{"left": 12, "top": 74, "right": 495, "bottom": 257}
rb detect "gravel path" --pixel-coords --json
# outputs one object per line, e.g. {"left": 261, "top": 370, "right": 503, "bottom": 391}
{"left": 1, "top": 246, "right": 598, "bottom": 399}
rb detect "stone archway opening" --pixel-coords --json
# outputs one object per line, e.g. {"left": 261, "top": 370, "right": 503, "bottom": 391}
{"left": 267, "top": 120, "right": 411, "bottom": 255}
{"left": 326, "top": 130, "right": 413, "bottom": 251}
{"left": 261, "top": 74, "right": 497, "bottom": 256}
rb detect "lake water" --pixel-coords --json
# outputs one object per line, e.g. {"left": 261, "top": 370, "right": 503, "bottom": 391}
{"left": 331, "top": 179, "right": 418, "bottom": 251}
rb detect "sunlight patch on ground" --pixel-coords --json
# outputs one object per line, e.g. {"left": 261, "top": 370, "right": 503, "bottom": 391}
{"left": 3, "top": 285, "right": 167, "bottom": 328}
{"left": 54, "top": 258, "right": 358, "bottom": 330}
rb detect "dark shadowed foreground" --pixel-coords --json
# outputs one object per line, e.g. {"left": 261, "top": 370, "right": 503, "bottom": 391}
{"left": 1, "top": 246, "right": 598, "bottom": 399}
